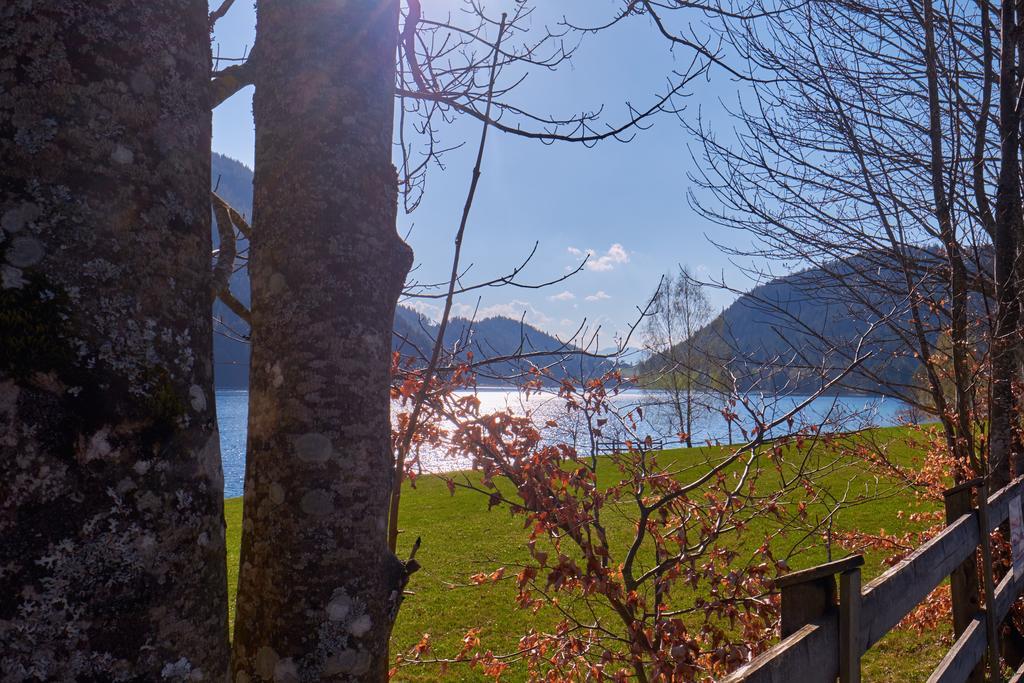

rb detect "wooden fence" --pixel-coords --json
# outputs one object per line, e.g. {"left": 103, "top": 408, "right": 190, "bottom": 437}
{"left": 722, "top": 475, "right": 1024, "bottom": 683}
{"left": 596, "top": 438, "right": 665, "bottom": 453}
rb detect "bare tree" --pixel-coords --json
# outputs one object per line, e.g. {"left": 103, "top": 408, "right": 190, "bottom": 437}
{"left": 686, "top": 0, "right": 1001, "bottom": 479}
{"left": 1, "top": 1, "right": 229, "bottom": 679}
{"left": 643, "top": 267, "right": 714, "bottom": 447}
{"left": 989, "top": 0, "right": 1022, "bottom": 488}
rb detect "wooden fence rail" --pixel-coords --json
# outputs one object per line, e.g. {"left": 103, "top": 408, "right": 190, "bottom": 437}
{"left": 721, "top": 475, "right": 1024, "bottom": 683}
{"left": 596, "top": 438, "right": 664, "bottom": 453}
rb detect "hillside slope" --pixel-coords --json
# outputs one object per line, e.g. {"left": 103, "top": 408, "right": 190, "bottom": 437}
{"left": 640, "top": 252, "right": 979, "bottom": 396}
{"left": 208, "top": 154, "right": 603, "bottom": 388}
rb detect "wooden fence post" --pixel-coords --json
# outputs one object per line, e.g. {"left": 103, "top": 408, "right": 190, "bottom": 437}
{"left": 839, "top": 565, "right": 861, "bottom": 683}
{"left": 727, "top": 477, "right": 1024, "bottom": 683}
{"left": 978, "top": 481, "right": 1003, "bottom": 683}
{"left": 777, "top": 555, "right": 864, "bottom": 641}
{"left": 943, "top": 479, "right": 984, "bottom": 683}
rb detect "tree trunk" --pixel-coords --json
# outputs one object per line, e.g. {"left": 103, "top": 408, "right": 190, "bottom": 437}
{"left": 922, "top": 0, "right": 976, "bottom": 477}
{"left": 685, "top": 384, "right": 693, "bottom": 449}
{"left": 0, "top": 2, "right": 229, "bottom": 680}
{"left": 991, "top": 0, "right": 1022, "bottom": 488}
{"left": 671, "top": 379, "right": 686, "bottom": 447}
{"left": 230, "top": 1, "right": 414, "bottom": 680}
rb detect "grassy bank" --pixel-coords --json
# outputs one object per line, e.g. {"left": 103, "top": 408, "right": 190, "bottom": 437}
{"left": 224, "top": 427, "right": 948, "bottom": 681}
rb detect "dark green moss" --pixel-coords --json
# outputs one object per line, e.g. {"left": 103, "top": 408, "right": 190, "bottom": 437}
{"left": 0, "top": 267, "right": 189, "bottom": 450}
{"left": 143, "top": 366, "right": 188, "bottom": 437}
{"left": 0, "top": 273, "right": 75, "bottom": 380}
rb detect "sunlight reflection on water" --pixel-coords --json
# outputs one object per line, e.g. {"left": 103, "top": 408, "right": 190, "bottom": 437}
{"left": 215, "top": 388, "right": 911, "bottom": 498}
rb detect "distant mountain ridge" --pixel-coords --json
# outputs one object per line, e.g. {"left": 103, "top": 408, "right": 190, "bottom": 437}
{"left": 209, "top": 154, "right": 603, "bottom": 388}
{"left": 640, "top": 250, "right": 977, "bottom": 395}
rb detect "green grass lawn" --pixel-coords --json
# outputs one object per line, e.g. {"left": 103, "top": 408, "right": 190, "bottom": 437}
{"left": 224, "top": 426, "right": 950, "bottom": 681}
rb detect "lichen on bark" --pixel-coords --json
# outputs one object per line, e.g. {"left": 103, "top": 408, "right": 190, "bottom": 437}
{"left": 0, "top": 2, "right": 229, "bottom": 679}
{"left": 230, "top": 1, "right": 413, "bottom": 680}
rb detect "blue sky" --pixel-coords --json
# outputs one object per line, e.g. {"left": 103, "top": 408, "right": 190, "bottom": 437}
{"left": 210, "top": 1, "right": 759, "bottom": 345}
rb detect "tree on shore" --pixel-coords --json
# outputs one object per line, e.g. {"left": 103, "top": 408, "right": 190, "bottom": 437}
{"left": 0, "top": 1, "right": 229, "bottom": 679}
{"left": 643, "top": 267, "right": 714, "bottom": 448}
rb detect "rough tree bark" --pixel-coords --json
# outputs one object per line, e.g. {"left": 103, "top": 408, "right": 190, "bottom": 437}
{"left": 230, "top": 1, "right": 414, "bottom": 680}
{"left": 0, "top": 2, "right": 229, "bottom": 680}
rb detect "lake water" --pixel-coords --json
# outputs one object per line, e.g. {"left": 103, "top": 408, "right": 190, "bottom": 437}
{"left": 215, "top": 389, "right": 913, "bottom": 498}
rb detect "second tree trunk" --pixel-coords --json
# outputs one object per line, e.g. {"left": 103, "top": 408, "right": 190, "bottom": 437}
{"left": 231, "top": 1, "right": 413, "bottom": 680}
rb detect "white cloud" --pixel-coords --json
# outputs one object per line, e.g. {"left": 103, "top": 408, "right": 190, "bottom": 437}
{"left": 401, "top": 300, "right": 442, "bottom": 322}
{"left": 548, "top": 290, "right": 576, "bottom": 301}
{"left": 585, "top": 290, "right": 611, "bottom": 302}
{"left": 568, "top": 243, "right": 630, "bottom": 272}
{"left": 453, "top": 299, "right": 554, "bottom": 327}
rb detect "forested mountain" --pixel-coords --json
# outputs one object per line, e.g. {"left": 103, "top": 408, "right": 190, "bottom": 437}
{"left": 640, "top": 252, "right": 982, "bottom": 396}
{"left": 210, "top": 154, "right": 606, "bottom": 388}
{"left": 394, "top": 307, "right": 612, "bottom": 383}
{"left": 210, "top": 153, "right": 254, "bottom": 388}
